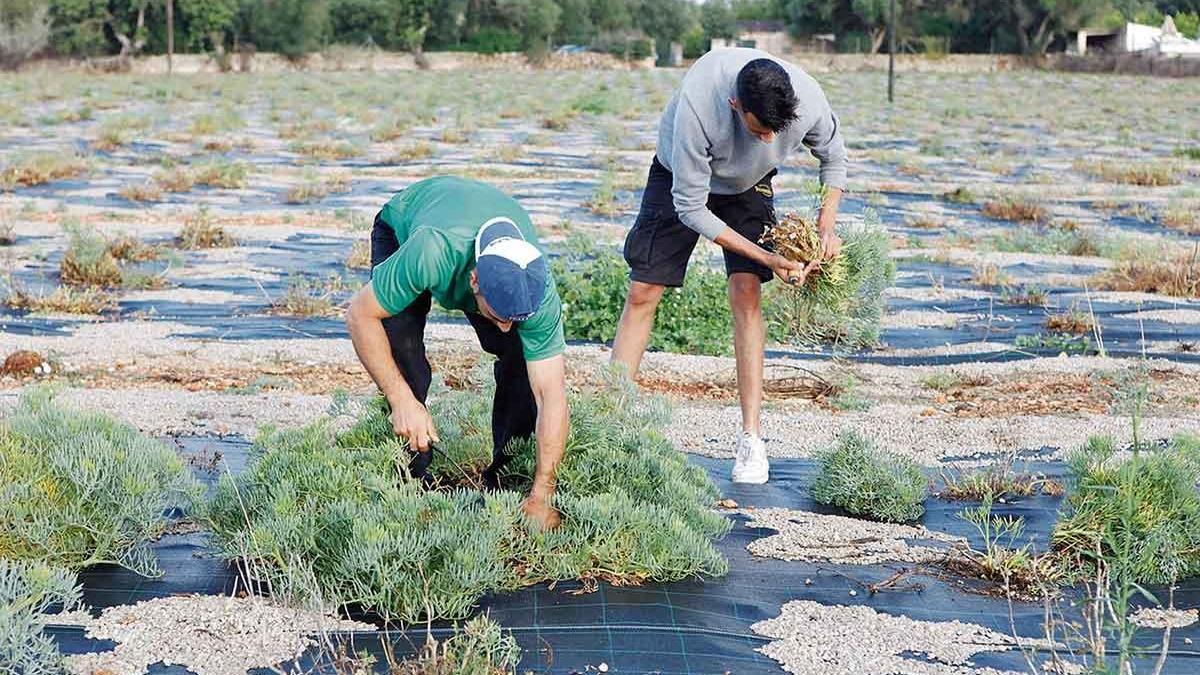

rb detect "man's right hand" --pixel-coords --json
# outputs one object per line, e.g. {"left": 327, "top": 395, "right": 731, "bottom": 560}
{"left": 770, "top": 254, "right": 809, "bottom": 287}
{"left": 390, "top": 397, "right": 439, "bottom": 452}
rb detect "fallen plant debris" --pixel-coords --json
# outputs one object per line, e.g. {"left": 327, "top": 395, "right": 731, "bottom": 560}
{"left": 384, "top": 615, "right": 521, "bottom": 675}
{"left": 811, "top": 431, "right": 928, "bottom": 523}
{"left": 0, "top": 559, "right": 82, "bottom": 674}
{"left": 1044, "top": 307, "right": 1094, "bottom": 335}
{"left": 982, "top": 198, "right": 1047, "bottom": 223}
{"left": 932, "top": 371, "right": 1114, "bottom": 417}
{"left": 0, "top": 152, "right": 87, "bottom": 189}
{"left": 0, "top": 388, "right": 202, "bottom": 576}
{"left": 5, "top": 283, "right": 118, "bottom": 315}
{"left": 208, "top": 370, "right": 730, "bottom": 624}
{"left": 938, "top": 462, "right": 1063, "bottom": 501}
{"left": 764, "top": 210, "right": 894, "bottom": 348}
{"left": 1094, "top": 243, "right": 1200, "bottom": 299}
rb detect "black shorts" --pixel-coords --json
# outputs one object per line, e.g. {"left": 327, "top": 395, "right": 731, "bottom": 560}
{"left": 623, "top": 156, "right": 777, "bottom": 288}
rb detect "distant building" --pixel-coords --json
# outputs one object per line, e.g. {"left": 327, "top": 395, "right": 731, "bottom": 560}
{"left": 711, "top": 21, "right": 796, "bottom": 55}
{"left": 1072, "top": 17, "right": 1200, "bottom": 58}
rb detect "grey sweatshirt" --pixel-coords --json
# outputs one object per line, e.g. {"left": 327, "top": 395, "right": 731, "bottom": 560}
{"left": 657, "top": 48, "right": 849, "bottom": 240}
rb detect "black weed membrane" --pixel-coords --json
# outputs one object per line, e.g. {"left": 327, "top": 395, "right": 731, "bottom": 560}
{"left": 43, "top": 437, "right": 1200, "bottom": 675}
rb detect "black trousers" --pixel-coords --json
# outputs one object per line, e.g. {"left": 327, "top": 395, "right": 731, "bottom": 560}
{"left": 370, "top": 213, "right": 537, "bottom": 485}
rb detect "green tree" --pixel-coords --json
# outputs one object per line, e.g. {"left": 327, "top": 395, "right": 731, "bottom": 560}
{"left": 556, "top": 0, "right": 595, "bottom": 43}
{"left": 1, "top": 0, "right": 51, "bottom": 68}
{"left": 329, "top": 0, "right": 397, "bottom": 46}
{"left": 591, "top": 0, "right": 633, "bottom": 32}
{"left": 48, "top": 0, "right": 110, "bottom": 56}
{"left": 701, "top": 0, "right": 737, "bottom": 39}
{"left": 523, "top": 0, "right": 562, "bottom": 54}
{"left": 1010, "top": 0, "right": 1106, "bottom": 55}
{"left": 177, "top": 0, "right": 238, "bottom": 51}
{"left": 239, "top": 0, "right": 330, "bottom": 58}
{"left": 1175, "top": 10, "right": 1200, "bottom": 36}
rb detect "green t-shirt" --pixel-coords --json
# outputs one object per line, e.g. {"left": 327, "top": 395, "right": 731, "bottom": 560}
{"left": 372, "top": 176, "right": 566, "bottom": 362}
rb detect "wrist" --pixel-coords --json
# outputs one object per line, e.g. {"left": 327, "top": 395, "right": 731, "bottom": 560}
{"left": 385, "top": 389, "right": 415, "bottom": 409}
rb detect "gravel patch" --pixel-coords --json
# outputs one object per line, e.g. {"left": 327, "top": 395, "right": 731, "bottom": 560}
{"left": 742, "top": 508, "right": 962, "bottom": 565}
{"left": 64, "top": 594, "right": 373, "bottom": 675}
{"left": 672, "top": 401, "right": 1197, "bottom": 464}
{"left": 752, "top": 599, "right": 1025, "bottom": 675}
{"left": 122, "top": 289, "right": 256, "bottom": 304}
{"left": 882, "top": 310, "right": 962, "bottom": 329}
{"left": 1129, "top": 607, "right": 1199, "bottom": 630}
{"left": 885, "top": 286, "right": 991, "bottom": 301}
{"left": 0, "top": 387, "right": 332, "bottom": 437}
{"left": 1130, "top": 309, "right": 1200, "bottom": 326}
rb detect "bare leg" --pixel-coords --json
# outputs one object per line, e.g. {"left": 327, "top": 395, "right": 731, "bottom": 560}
{"left": 728, "top": 273, "right": 764, "bottom": 437}
{"left": 610, "top": 280, "right": 666, "bottom": 379}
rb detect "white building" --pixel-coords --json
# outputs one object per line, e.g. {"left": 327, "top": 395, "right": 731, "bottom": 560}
{"left": 1073, "top": 17, "right": 1200, "bottom": 58}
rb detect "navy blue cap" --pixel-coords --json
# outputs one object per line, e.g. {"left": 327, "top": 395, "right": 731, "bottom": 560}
{"left": 474, "top": 217, "right": 548, "bottom": 322}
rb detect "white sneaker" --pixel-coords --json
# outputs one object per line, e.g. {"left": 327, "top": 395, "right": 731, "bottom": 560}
{"left": 731, "top": 432, "right": 769, "bottom": 484}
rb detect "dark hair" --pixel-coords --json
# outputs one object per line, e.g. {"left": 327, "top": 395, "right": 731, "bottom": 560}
{"left": 735, "top": 58, "right": 799, "bottom": 133}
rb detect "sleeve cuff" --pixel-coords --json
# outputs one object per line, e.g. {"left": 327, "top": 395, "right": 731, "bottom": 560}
{"left": 680, "top": 209, "right": 727, "bottom": 241}
{"left": 819, "top": 166, "right": 849, "bottom": 191}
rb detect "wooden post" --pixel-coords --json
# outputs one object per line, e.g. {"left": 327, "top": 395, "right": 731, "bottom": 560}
{"left": 166, "top": 0, "right": 174, "bottom": 75}
{"left": 887, "top": 0, "right": 896, "bottom": 103}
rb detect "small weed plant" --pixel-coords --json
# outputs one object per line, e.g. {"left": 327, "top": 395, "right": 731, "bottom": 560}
{"left": 1053, "top": 434, "right": 1200, "bottom": 586}
{"left": 177, "top": 208, "right": 237, "bottom": 249}
{"left": 60, "top": 222, "right": 122, "bottom": 287}
{"left": 0, "top": 388, "right": 201, "bottom": 576}
{"left": 1, "top": 153, "right": 87, "bottom": 189}
{"left": 1094, "top": 243, "right": 1200, "bottom": 298}
{"left": 810, "top": 431, "right": 927, "bottom": 523}
{"left": 982, "top": 198, "right": 1046, "bottom": 223}
{"left": 6, "top": 282, "right": 117, "bottom": 315}
{"left": 947, "top": 499, "right": 1062, "bottom": 598}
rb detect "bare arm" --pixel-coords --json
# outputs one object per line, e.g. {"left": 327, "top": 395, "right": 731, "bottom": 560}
{"left": 345, "top": 282, "right": 438, "bottom": 451}
{"left": 521, "top": 354, "right": 568, "bottom": 529}
{"left": 816, "top": 186, "right": 844, "bottom": 261}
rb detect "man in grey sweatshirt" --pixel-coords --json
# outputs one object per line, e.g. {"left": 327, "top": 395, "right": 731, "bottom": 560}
{"left": 611, "top": 48, "right": 848, "bottom": 485}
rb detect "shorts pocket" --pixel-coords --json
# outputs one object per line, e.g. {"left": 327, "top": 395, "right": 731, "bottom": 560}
{"left": 623, "top": 208, "right": 662, "bottom": 268}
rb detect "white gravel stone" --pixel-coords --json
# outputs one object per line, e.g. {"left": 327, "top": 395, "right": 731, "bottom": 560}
{"left": 671, "top": 401, "right": 1197, "bottom": 465}
{"left": 752, "top": 600, "right": 1025, "bottom": 675}
{"left": 882, "top": 310, "right": 963, "bottom": 329}
{"left": 1129, "top": 607, "right": 1200, "bottom": 630}
{"left": 1130, "top": 309, "right": 1200, "bottom": 326}
{"left": 742, "top": 508, "right": 962, "bottom": 565}
{"left": 64, "top": 594, "right": 373, "bottom": 675}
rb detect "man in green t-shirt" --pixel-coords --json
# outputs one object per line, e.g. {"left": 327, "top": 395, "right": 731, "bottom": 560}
{"left": 345, "top": 176, "right": 568, "bottom": 530}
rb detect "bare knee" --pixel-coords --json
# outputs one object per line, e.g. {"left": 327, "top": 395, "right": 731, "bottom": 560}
{"left": 728, "top": 274, "right": 762, "bottom": 317}
{"left": 626, "top": 281, "right": 666, "bottom": 310}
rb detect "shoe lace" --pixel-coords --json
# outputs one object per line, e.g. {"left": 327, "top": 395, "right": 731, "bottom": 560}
{"left": 735, "top": 433, "right": 754, "bottom": 463}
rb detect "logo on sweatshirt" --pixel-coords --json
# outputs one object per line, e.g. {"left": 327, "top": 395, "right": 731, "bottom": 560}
{"left": 754, "top": 184, "right": 774, "bottom": 198}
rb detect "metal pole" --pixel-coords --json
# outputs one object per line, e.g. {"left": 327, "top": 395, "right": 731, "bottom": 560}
{"left": 887, "top": 0, "right": 896, "bottom": 103}
{"left": 166, "top": 0, "right": 174, "bottom": 75}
